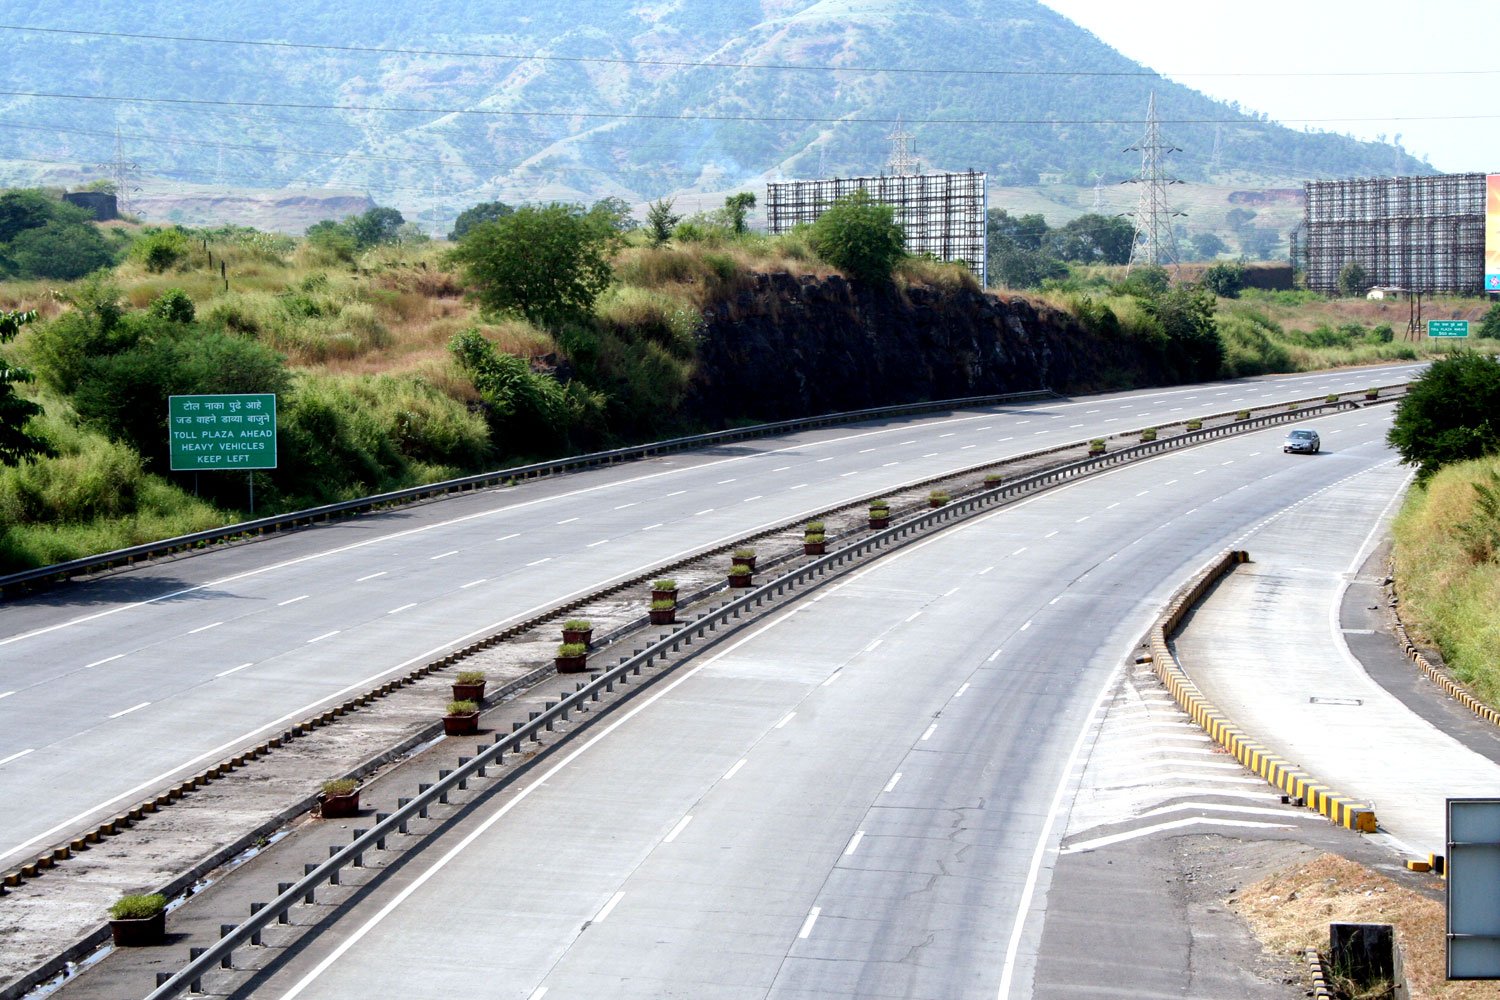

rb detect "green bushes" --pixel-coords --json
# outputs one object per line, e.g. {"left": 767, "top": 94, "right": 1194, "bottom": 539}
{"left": 109, "top": 894, "right": 167, "bottom": 920}
{"left": 132, "top": 228, "right": 191, "bottom": 273}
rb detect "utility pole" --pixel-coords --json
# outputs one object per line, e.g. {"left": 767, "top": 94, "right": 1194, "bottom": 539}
{"left": 885, "top": 115, "right": 919, "bottom": 176}
{"left": 1124, "top": 92, "right": 1183, "bottom": 270}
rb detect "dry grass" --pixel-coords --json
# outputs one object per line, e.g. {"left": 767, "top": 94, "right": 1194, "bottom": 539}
{"left": 1231, "top": 853, "right": 1480, "bottom": 999}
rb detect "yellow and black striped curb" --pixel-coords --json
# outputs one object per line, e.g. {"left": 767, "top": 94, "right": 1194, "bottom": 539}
{"left": 1387, "top": 572, "right": 1500, "bottom": 730}
{"left": 1305, "top": 947, "right": 1335, "bottom": 1000}
{"left": 1149, "top": 549, "right": 1378, "bottom": 834}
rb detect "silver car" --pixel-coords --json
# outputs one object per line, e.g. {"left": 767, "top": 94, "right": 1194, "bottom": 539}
{"left": 1283, "top": 428, "right": 1320, "bottom": 454}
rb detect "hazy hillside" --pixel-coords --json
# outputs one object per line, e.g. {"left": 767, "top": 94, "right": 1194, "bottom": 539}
{"left": 0, "top": 0, "right": 1429, "bottom": 221}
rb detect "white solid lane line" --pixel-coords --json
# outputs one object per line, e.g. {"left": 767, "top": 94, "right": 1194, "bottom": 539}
{"left": 307, "top": 630, "right": 341, "bottom": 644}
{"left": 388, "top": 604, "right": 417, "bottom": 615}
{"left": 593, "top": 891, "right": 626, "bottom": 923}
{"left": 798, "top": 907, "right": 822, "bottom": 939}
{"left": 84, "top": 654, "right": 124, "bottom": 669}
{"left": 883, "top": 773, "right": 903, "bottom": 793}
{"left": 663, "top": 815, "right": 693, "bottom": 844}
{"left": 356, "top": 571, "right": 387, "bottom": 582}
{"left": 723, "top": 759, "right": 748, "bottom": 780}
{"left": 216, "top": 663, "right": 254, "bottom": 678}
{"left": 188, "top": 621, "right": 223, "bottom": 635}
{"left": 0, "top": 749, "right": 35, "bottom": 767}
{"left": 431, "top": 550, "right": 459, "bottom": 560}
{"left": 109, "top": 702, "right": 150, "bottom": 720}
{"left": 278, "top": 595, "right": 309, "bottom": 607}
{"left": 843, "top": 831, "right": 866, "bottom": 856}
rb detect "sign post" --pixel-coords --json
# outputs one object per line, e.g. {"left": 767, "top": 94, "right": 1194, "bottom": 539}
{"left": 1427, "top": 320, "right": 1470, "bottom": 339}
{"left": 168, "top": 393, "right": 277, "bottom": 512}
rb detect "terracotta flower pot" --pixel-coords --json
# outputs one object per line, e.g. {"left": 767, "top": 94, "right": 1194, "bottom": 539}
{"left": 451, "top": 682, "right": 486, "bottom": 702}
{"left": 651, "top": 588, "right": 678, "bottom": 604}
{"left": 868, "top": 515, "right": 890, "bottom": 529}
{"left": 649, "top": 607, "right": 676, "bottom": 625}
{"left": 110, "top": 911, "right": 166, "bottom": 948}
{"left": 555, "top": 653, "right": 588, "bottom": 674}
{"left": 731, "top": 556, "right": 756, "bottom": 571}
{"left": 320, "top": 789, "right": 361, "bottom": 819}
{"left": 562, "top": 627, "right": 593, "bottom": 647}
{"left": 803, "top": 541, "right": 826, "bottom": 555}
{"left": 728, "top": 574, "right": 753, "bottom": 588}
{"left": 443, "top": 712, "right": 480, "bottom": 736}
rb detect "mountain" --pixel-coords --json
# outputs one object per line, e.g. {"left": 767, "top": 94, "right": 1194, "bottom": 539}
{"left": 0, "top": 0, "right": 1431, "bottom": 227}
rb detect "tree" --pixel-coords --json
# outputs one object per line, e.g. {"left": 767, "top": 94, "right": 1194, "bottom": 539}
{"left": 446, "top": 203, "right": 614, "bottom": 328}
{"left": 645, "top": 198, "right": 680, "bottom": 247}
{"left": 1143, "top": 285, "right": 1224, "bottom": 381}
{"left": 1200, "top": 262, "right": 1245, "bottom": 299}
{"left": 7, "top": 220, "right": 116, "bottom": 279}
{"left": 0, "top": 309, "right": 51, "bottom": 465}
{"left": 724, "top": 192, "right": 756, "bottom": 235}
{"left": 587, "top": 197, "right": 638, "bottom": 234}
{"left": 1045, "top": 214, "right": 1134, "bottom": 265}
{"left": 347, "top": 206, "right": 405, "bottom": 248}
{"left": 449, "top": 200, "right": 514, "bottom": 242}
{"left": 808, "top": 190, "right": 905, "bottom": 284}
{"left": 1477, "top": 303, "right": 1500, "bottom": 340}
{"left": 132, "top": 228, "right": 190, "bottom": 273}
{"left": 1388, "top": 352, "right": 1500, "bottom": 480}
{"left": 987, "top": 209, "right": 1049, "bottom": 251}
{"left": 1338, "top": 261, "right": 1370, "bottom": 297}
{"left": 1185, "top": 232, "right": 1228, "bottom": 261}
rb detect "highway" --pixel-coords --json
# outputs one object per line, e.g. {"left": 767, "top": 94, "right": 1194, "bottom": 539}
{"left": 229, "top": 405, "right": 1403, "bottom": 1000}
{"left": 0, "top": 364, "right": 1418, "bottom": 867}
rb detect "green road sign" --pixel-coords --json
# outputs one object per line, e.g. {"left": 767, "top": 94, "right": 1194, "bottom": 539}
{"left": 1428, "top": 320, "right": 1470, "bottom": 338}
{"left": 169, "top": 393, "right": 277, "bottom": 471}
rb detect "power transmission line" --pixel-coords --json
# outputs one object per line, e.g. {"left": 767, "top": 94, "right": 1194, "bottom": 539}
{"left": 3, "top": 23, "right": 1496, "bottom": 79}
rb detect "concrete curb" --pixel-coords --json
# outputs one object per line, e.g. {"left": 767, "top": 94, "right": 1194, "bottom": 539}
{"left": 1149, "top": 549, "right": 1378, "bottom": 834}
{"left": 1386, "top": 567, "right": 1500, "bottom": 729}
{"left": 1305, "top": 947, "right": 1335, "bottom": 999}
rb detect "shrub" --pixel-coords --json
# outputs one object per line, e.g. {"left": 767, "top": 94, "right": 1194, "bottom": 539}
{"left": 1326, "top": 393, "right": 1340, "bottom": 403}
{"left": 807, "top": 190, "right": 906, "bottom": 283}
{"left": 321, "top": 778, "right": 358, "bottom": 796}
{"left": 1186, "top": 418, "right": 1203, "bottom": 430}
{"left": 1140, "top": 427, "right": 1157, "bottom": 441}
{"left": 983, "top": 473, "right": 1001, "bottom": 485}
{"left": 149, "top": 288, "right": 195, "bottom": 324}
{"left": 1200, "top": 262, "right": 1245, "bottom": 299}
{"left": 868, "top": 499, "right": 890, "bottom": 511}
{"left": 804, "top": 521, "right": 824, "bottom": 534}
{"left": 133, "top": 228, "right": 191, "bottom": 273}
{"left": 650, "top": 598, "right": 676, "bottom": 611}
{"left": 804, "top": 532, "right": 825, "bottom": 543}
{"left": 728, "top": 564, "right": 752, "bottom": 577}
{"left": 652, "top": 578, "right": 676, "bottom": 590}
{"left": 563, "top": 619, "right": 591, "bottom": 631}
{"left": 456, "top": 670, "right": 485, "bottom": 685}
{"left": 446, "top": 699, "right": 479, "bottom": 715}
{"left": 1089, "top": 439, "right": 1105, "bottom": 451}
{"left": 1285, "top": 401, "right": 1299, "bottom": 410}
{"left": 1388, "top": 353, "right": 1500, "bottom": 480}
{"left": 1480, "top": 303, "right": 1500, "bottom": 340}
{"left": 928, "top": 489, "right": 950, "bottom": 504}
{"left": 1236, "top": 409, "right": 1250, "bottom": 419}
{"left": 732, "top": 547, "right": 755, "bottom": 559}
{"left": 109, "top": 894, "right": 167, "bottom": 920}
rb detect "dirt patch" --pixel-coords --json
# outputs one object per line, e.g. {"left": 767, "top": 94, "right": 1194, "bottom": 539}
{"left": 1230, "top": 852, "right": 1485, "bottom": 999}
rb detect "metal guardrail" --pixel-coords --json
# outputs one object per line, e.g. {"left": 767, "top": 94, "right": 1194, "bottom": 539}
{"left": 141, "top": 395, "right": 1360, "bottom": 1000}
{"left": 0, "top": 389, "right": 1056, "bottom": 598}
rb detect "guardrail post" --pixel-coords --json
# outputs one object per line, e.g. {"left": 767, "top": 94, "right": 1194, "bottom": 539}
{"left": 219, "top": 926, "right": 236, "bottom": 967}
{"left": 188, "top": 948, "right": 206, "bottom": 993}
{"left": 416, "top": 785, "right": 432, "bottom": 817}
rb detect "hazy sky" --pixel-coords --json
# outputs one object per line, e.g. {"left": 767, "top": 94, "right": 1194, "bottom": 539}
{"left": 1039, "top": 0, "right": 1496, "bottom": 174}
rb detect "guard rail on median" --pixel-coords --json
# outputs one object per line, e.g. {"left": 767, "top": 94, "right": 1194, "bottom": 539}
{"left": 140, "top": 393, "right": 1363, "bottom": 1000}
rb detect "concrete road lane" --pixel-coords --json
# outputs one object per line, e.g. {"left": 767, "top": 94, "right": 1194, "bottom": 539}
{"left": 0, "top": 367, "right": 1417, "bottom": 863}
{"left": 230, "top": 407, "right": 1400, "bottom": 1000}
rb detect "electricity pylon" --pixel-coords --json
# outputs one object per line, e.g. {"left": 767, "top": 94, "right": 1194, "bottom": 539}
{"left": 1124, "top": 92, "right": 1183, "bottom": 270}
{"left": 885, "top": 115, "right": 919, "bottom": 175}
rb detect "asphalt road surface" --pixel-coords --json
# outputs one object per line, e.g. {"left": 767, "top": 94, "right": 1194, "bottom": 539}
{"left": 229, "top": 404, "right": 1403, "bottom": 1000}
{"left": 0, "top": 365, "right": 1418, "bottom": 868}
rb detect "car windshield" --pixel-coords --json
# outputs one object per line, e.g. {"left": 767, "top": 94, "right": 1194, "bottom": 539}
{"left": 1290, "top": 431, "right": 1315, "bottom": 439}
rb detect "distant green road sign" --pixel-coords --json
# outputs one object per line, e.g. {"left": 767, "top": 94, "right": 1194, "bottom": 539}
{"left": 1428, "top": 320, "right": 1470, "bottom": 338}
{"left": 169, "top": 393, "right": 277, "bottom": 471}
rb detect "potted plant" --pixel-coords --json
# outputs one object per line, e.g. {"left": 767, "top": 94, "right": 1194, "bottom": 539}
{"left": 1365, "top": 387, "right": 1379, "bottom": 400}
{"left": 868, "top": 501, "right": 890, "bottom": 529}
{"left": 1087, "top": 439, "right": 1106, "bottom": 456}
{"left": 1185, "top": 418, "right": 1203, "bottom": 431}
{"left": 1235, "top": 409, "right": 1250, "bottom": 421}
{"left": 1326, "top": 393, "right": 1340, "bottom": 403}
{"left": 555, "top": 643, "right": 588, "bottom": 673}
{"left": 650, "top": 578, "right": 678, "bottom": 603}
{"left": 1285, "top": 401, "right": 1299, "bottom": 411}
{"left": 803, "top": 531, "right": 826, "bottom": 556}
{"left": 444, "top": 699, "right": 481, "bottom": 735}
{"left": 731, "top": 547, "right": 756, "bottom": 571}
{"left": 109, "top": 893, "right": 167, "bottom": 947}
{"left": 649, "top": 599, "right": 677, "bottom": 625}
{"left": 319, "top": 778, "right": 361, "bottom": 818}
{"left": 928, "top": 489, "right": 950, "bottom": 508}
{"left": 728, "top": 564, "right": 753, "bottom": 588}
{"left": 1139, "top": 427, "right": 1157, "bottom": 442}
{"left": 561, "top": 619, "right": 593, "bottom": 647}
{"left": 983, "top": 473, "right": 1002, "bottom": 488}
{"left": 451, "top": 669, "right": 486, "bottom": 703}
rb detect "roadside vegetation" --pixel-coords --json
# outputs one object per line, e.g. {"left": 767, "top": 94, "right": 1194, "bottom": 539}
{"left": 1389, "top": 353, "right": 1500, "bottom": 712}
{"left": 0, "top": 185, "right": 1494, "bottom": 573}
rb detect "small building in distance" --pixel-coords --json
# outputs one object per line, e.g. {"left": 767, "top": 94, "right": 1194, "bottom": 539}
{"left": 63, "top": 191, "right": 119, "bottom": 222}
